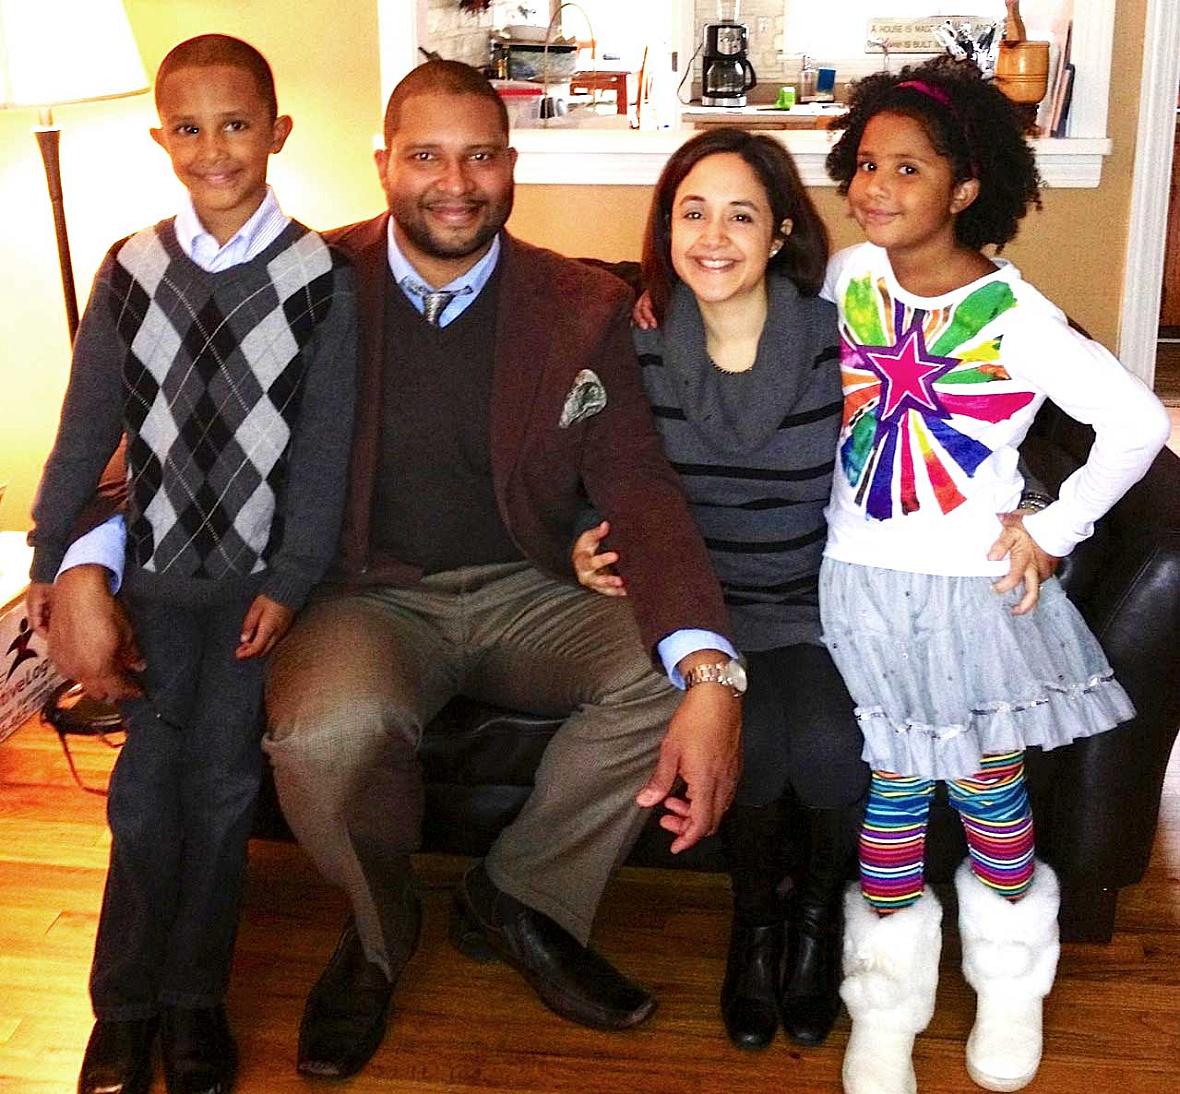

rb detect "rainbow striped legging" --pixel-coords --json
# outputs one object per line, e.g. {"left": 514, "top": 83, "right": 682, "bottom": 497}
{"left": 859, "top": 750, "right": 1035, "bottom": 912}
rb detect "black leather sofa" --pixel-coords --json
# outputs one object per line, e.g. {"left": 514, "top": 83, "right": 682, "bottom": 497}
{"left": 255, "top": 398, "right": 1180, "bottom": 944}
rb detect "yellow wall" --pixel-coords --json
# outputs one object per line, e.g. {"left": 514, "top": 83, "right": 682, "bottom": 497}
{"left": 0, "top": 0, "right": 384, "bottom": 530}
{"left": 0, "top": 0, "right": 1149, "bottom": 530}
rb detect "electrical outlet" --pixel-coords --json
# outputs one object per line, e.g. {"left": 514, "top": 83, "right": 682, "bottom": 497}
{"left": 757, "top": 16, "right": 770, "bottom": 36}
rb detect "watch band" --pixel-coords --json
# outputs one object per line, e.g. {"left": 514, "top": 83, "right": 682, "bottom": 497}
{"left": 683, "top": 659, "right": 745, "bottom": 696}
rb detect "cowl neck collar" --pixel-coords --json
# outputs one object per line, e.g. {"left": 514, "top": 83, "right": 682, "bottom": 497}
{"left": 661, "top": 273, "right": 809, "bottom": 454}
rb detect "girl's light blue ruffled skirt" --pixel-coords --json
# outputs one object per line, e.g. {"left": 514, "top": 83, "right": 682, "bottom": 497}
{"left": 819, "top": 559, "right": 1135, "bottom": 781}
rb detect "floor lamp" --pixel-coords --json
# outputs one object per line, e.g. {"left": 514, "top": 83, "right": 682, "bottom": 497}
{"left": 0, "top": 0, "right": 148, "bottom": 345}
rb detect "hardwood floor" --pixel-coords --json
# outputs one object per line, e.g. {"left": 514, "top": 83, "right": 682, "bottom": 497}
{"left": 1, "top": 718, "right": 1178, "bottom": 1093}
{"left": 1156, "top": 340, "right": 1180, "bottom": 407}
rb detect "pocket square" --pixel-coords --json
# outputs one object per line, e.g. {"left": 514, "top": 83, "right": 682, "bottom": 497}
{"left": 558, "top": 369, "right": 607, "bottom": 429}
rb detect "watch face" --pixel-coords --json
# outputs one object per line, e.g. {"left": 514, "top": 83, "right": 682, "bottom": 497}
{"left": 727, "top": 658, "right": 748, "bottom": 695}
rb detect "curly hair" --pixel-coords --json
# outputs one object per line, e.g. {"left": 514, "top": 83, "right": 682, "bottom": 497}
{"left": 825, "top": 56, "right": 1041, "bottom": 251}
{"left": 642, "top": 127, "right": 829, "bottom": 322}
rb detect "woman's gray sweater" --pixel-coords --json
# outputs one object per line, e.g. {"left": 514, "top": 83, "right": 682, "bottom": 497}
{"left": 634, "top": 275, "right": 841, "bottom": 651}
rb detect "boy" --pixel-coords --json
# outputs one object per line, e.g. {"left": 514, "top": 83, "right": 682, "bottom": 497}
{"left": 27, "top": 34, "right": 357, "bottom": 1094}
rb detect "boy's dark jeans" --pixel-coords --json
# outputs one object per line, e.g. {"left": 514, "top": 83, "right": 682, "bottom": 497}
{"left": 90, "top": 571, "right": 266, "bottom": 1020}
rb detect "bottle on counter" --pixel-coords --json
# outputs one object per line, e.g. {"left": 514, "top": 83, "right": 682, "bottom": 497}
{"left": 798, "top": 53, "right": 818, "bottom": 103}
{"left": 488, "top": 34, "right": 510, "bottom": 80}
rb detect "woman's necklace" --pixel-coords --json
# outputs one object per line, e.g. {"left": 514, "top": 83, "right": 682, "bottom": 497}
{"left": 702, "top": 291, "right": 765, "bottom": 375}
{"left": 710, "top": 356, "right": 753, "bottom": 375}
{"left": 708, "top": 337, "right": 759, "bottom": 374}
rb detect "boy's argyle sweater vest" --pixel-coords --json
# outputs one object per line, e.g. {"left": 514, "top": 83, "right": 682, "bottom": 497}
{"left": 30, "top": 219, "right": 356, "bottom": 606}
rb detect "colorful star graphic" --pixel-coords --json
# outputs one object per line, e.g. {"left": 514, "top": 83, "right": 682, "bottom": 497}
{"left": 861, "top": 324, "right": 958, "bottom": 422}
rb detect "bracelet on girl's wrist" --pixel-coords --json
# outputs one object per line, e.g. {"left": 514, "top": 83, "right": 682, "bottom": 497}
{"left": 1018, "top": 491, "right": 1054, "bottom": 513}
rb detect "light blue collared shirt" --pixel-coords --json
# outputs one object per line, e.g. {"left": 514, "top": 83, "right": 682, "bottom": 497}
{"left": 174, "top": 185, "right": 290, "bottom": 273}
{"left": 387, "top": 221, "right": 500, "bottom": 327}
{"left": 61, "top": 221, "right": 737, "bottom": 684}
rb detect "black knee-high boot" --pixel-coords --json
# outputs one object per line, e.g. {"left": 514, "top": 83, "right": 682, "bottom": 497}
{"left": 780, "top": 806, "right": 856, "bottom": 1046}
{"left": 719, "top": 802, "right": 786, "bottom": 1050}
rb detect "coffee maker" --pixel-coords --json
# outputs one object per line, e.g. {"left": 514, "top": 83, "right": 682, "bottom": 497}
{"left": 702, "top": 19, "right": 757, "bottom": 107}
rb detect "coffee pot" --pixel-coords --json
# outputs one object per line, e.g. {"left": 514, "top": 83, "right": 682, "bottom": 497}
{"left": 702, "top": 20, "right": 757, "bottom": 107}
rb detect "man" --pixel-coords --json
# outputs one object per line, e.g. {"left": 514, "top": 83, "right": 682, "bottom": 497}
{"left": 48, "top": 61, "right": 743, "bottom": 1081}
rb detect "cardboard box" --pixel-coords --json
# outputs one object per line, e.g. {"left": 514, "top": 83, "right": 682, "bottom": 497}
{"left": 0, "top": 532, "right": 62, "bottom": 742}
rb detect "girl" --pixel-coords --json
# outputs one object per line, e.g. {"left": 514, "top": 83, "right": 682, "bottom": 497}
{"left": 574, "top": 128, "right": 868, "bottom": 1051}
{"left": 821, "top": 58, "right": 1169, "bottom": 1094}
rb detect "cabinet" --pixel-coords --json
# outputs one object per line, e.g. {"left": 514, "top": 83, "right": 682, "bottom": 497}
{"left": 1161, "top": 114, "right": 1180, "bottom": 331}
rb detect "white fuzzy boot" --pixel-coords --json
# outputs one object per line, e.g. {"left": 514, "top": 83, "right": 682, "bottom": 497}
{"left": 956, "top": 860, "right": 1061, "bottom": 1092}
{"left": 840, "top": 886, "right": 943, "bottom": 1094}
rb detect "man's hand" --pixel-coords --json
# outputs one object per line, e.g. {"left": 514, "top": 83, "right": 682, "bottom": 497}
{"left": 236, "top": 594, "right": 295, "bottom": 660}
{"left": 48, "top": 564, "right": 144, "bottom": 701}
{"left": 25, "top": 582, "right": 54, "bottom": 637}
{"left": 988, "top": 510, "right": 1060, "bottom": 616}
{"left": 636, "top": 659, "right": 741, "bottom": 854}
{"left": 571, "top": 520, "right": 627, "bottom": 597}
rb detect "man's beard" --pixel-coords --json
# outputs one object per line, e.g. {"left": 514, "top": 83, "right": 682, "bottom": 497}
{"left": 390, "top": 193, "right": 514, "bottom": 260}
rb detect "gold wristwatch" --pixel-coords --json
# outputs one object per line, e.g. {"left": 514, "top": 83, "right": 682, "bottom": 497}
{"left": 683, "top": 658, "right": 748, "bottom": 697}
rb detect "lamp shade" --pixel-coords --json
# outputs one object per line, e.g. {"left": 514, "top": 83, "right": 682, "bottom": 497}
{"left": 0, "top": 0, "right": 147, "bottom": 109}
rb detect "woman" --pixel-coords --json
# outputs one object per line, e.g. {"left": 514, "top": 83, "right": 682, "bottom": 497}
{"left": 574, "top": 128, "right": 868, "bottom": 1049}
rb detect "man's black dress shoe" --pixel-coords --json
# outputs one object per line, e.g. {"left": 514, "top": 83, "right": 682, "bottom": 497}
{"left": 160, "top": 1005, "right": 236, "bottom": 1094}
{"left": 78, "top": 1016, "right": 157, "bottom": 1094}
{"left": 451, "top": 862, "right": 656, "bottom": 1030}
{"left": 297, "top": 919, "right": 408, "bottom": 1080}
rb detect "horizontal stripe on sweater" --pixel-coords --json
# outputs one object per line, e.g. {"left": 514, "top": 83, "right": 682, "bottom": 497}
{"left": 671, "top": 460, "right": 835, "bottom": 482}
{"left": 704, "top": 526, "right": 828, "bottom": 554}
{"left": 651, "top": 398, "right": 842, "bottom": 429}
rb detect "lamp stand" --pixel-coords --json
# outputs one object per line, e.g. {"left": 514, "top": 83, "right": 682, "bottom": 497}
{"left": 34, "top": 108, "right": 80, "bottom": 343}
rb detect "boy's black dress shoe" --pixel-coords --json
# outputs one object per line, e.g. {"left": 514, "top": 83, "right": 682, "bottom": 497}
{"left": 297, "top": 917, "right": 414, "bottom": 1080}
{"left": 78, "top": 1016, "right": 157, "bottom": 1094}
{"left": 451, "top": 862, "right": 656, "bottom": 1030}
{"left": 160, "top": 1005, "right": 236, "bottom": 1094}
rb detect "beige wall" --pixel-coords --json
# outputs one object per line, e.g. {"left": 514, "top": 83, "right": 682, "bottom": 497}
{"left": 0, "top": 0, "right": 1148, "bottom": 530}
{"left": 0, "top": 0, "right": 384, "bottom": 530}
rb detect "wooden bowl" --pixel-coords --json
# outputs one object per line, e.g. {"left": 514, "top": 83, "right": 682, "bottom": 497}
{"left": 994, "top": 40, "right": 1050, "bottom": 104}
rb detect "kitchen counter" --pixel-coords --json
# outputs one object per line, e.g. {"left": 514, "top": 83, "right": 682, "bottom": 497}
{"left": 679, "top": 103, "right": 847, "bottom": 130}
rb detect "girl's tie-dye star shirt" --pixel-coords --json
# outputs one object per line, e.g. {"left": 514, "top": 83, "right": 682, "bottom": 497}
{"left": 821, "top": 244, "right": 1167, "bottom": 577}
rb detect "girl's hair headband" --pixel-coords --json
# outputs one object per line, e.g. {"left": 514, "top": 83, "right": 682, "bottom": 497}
{"left": 894, "top": 79, "right": 979, "bottom": 179}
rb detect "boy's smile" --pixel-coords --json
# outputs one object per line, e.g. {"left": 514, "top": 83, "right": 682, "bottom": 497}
{"left": 152, "top": 64, "right": 292, "bottom": 246}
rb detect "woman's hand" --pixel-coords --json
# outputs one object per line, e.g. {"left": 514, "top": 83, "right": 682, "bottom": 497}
{"left": 632, "top": 291, "right": 658, "bottom": 331}
{"left": 988, "top": 510, "right": 1059, "bottom": 615}
{"left": 571, "top": 520, "right": 627, "bottom": 597}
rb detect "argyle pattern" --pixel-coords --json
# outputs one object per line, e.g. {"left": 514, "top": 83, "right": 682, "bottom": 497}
{"left": 109, "top": 222, "right": 347, "bottom": 578}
